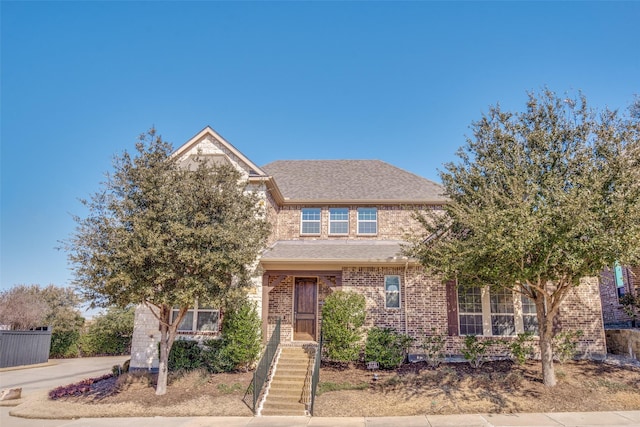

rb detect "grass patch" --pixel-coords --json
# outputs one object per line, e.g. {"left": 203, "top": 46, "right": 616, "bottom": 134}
{"left": 318, "top": 381, "right": 369, "bottom": 395}
{"left": 216, "top": 382, "right": 244, "bottom": 394}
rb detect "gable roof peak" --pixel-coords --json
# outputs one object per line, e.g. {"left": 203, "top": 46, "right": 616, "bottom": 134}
{"left": 172, "top": 126, "right": 267, "bottom": 177}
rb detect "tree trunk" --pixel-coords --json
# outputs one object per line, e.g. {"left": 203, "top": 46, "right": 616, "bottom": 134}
{"left": 153, "top": 304, "right": 184, "bottom": 396}
{"left": 156, "top": 325, "right": 169, "bottom": 396}
{"left": 539, "top": 327, "right": 556, "bottom": 387}
{"left": 534, "top": 289, "right": 559, "bottom": 387}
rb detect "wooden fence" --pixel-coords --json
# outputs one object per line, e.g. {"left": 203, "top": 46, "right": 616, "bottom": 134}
{"left": 0, "top": 328, "right": 52, "bottom": 368}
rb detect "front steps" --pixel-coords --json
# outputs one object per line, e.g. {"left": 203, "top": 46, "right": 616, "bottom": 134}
{"left": 259, "top": 345, "right": 314, "bottom": 416}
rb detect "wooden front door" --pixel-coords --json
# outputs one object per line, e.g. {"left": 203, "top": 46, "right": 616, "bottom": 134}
{"left": 294, "top": 278, "right": 317, "bottom": 341}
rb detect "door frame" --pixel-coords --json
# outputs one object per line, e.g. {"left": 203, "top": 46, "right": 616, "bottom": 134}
{"left": 293, "top": 276, "right": 318, "bottom": 341}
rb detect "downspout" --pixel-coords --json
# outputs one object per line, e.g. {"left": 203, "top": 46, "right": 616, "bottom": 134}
{"left": 404, "top": 258, "right": 409, "bottom": 336}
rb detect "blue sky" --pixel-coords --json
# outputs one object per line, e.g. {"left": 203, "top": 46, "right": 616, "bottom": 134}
{"left": 1, "top": 1, "right": 639, "bottom": 302}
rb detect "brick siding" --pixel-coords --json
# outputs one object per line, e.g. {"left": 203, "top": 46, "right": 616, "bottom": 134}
{"left": 269, "top": 205, "right": 426, "bottom": 241}
{"left": 600, "top": 266, "right": 639, "bottom": 327}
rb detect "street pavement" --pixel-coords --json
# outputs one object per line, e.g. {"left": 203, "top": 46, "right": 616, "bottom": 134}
{"left": 1, "top": 357, "right": 639, "bottom": 427}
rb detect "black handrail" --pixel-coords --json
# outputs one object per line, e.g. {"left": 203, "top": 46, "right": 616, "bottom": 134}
{"left": 245, "top": 317, "right": 281, "bottom": 413}
{"left": 309, "top": 326, "right": 323, "bottom": 415}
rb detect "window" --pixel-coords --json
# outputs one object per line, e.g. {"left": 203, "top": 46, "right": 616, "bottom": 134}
{"left": 521, "top": 294, "right": 538, "bottom": 334}
{"left": 301, "top": 208, "right": 321, "bottom": 235}
{"left": 385, "top": 275, "right": 401, "bottom": 308}
{"left": 172, "top": 305, "right": 219, "bottom": 333}
{"left": 458, "top": 286, "right": 484, "bottom": 335}
{"left": 357, "top": 208, "right": 377, "bottom": 235}
{"left": 490, "top": 288, "right": 515, "bottom": 336}
{"left": 614, "top": 262, "right": 627, "bottom": 299}
{"left": 329, "top": 208, "right": 349, "bottom": 235}
{"left": 457, "top": 286, "right": 537, "bottom": 336}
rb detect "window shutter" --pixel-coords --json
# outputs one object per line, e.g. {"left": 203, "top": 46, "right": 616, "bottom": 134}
{"left": 446, "top": 280, "right": 459, "bottom": 336}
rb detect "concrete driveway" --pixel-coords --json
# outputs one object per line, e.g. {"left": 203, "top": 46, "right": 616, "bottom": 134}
{"left": 0, "top": 356, "right": 128, "bottom": 427}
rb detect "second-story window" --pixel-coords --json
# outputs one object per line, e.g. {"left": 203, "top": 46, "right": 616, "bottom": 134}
{"left": 301, "top": 208, "right": 321, "bottom": 235}
{"left": 329, "top": 208, "right": 349, "bottom": 235}
{"left": 357, "top": 207, "right": 377, "bottom": 235}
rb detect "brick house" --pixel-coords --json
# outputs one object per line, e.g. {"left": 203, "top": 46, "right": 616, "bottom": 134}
{"left": 600, "top": 265, "right": 640, "bottom": 327}
{"left": 129, "top": 126, "right": 607, "bottom": 371}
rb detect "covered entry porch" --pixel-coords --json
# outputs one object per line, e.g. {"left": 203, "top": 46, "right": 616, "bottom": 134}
{"left": 261, "top": 270, "right": 342, "bottom": 342}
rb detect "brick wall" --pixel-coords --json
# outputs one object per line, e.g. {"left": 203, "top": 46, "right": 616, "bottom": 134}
{"left": 270, "top": 205, "right": 426, "bottom": 241}
{"left": 600, "top": 266, "right": 638, "bottom": 327}
{"left": 340, "top": 268, "right": 606, "bottom": 359}
{"left": 554, "top": 277, "right": 607, "bottom": 358}
{"left": 265, "top": 275, "right": 335, "bottom": 343}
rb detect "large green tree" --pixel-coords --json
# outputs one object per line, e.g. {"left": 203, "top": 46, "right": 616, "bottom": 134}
{"left": 67, "top": 129, "right": 271, "bottom": 395}
{"left": 408, "top": 90, "right": 640, "bottom": 386}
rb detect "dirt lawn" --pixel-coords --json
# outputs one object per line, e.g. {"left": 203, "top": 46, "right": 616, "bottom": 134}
{"left": 9, "top": 359, "right": 640, "bottom": 419}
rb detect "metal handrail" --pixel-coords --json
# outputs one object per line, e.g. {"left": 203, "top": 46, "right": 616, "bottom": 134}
{"left": 309, "top": 326, "right": 323, "bottom": 415}
{"left": 243, "top": 317, "right": 281, "bottom": 413}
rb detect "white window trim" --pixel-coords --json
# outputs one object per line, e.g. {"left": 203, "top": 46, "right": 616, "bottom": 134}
{"left": 300, "top": 208, "right": 321, "bottom": 235}
{"left": 458, "top": 286, "right": 484, "bottom": 336}
{"left": 458, "top": 286, "right": 537, "bottom": 337}
{"left": 357, "top": 207, "right": 377, "bottom": 235}
{"left": 329, "top": 208, "right": 349, "bottom": 235}
{"left": 384, "top": 275, "right": 401, "bottom": 309}
{"left": 171, "top": 302, "right": 219, "bottom": 333}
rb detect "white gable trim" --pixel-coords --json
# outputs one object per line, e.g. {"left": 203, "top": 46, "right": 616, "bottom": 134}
{"left": 172, "top": 126, "right": 267, "bottom": 177}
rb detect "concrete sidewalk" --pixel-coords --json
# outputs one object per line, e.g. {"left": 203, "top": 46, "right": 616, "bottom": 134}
{"left": 1, "top": 357, "right": 639, "bottom": 426}
{"left": 2, "top": 412, "right": 640, "bottom": 427}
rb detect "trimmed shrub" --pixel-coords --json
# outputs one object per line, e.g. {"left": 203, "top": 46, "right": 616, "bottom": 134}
{"left": 201, "top": 339, "right": 234, "bottom": 373}
{"left": 219, "top": 298, "right": 262, "bottom": 371}
{"left": 364, "top": 327, "right": 414, "bottom": 369}
{"left": 168, "top": 340, "right": 203, "bottom": 371}
{"left": 321, "top": 291, "right": 366, "bottom": 363}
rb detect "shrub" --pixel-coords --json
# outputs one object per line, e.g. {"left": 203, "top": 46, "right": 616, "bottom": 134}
{"left": 509, "top": 332, "right": 535, "bottom": 365}
{"left": 461, "top": 335, "right": 494, "bottom": 368}
{"left": 420, "top": 329, "right": 447, "bottom": 368}
{"left": 201, "top": 338, "right": 234, "bottom": 373}
{"left": 321, "top": 291, "right": 366, "bottom": 363}
{"left": 553, "top": 329, "right": 583, "bottom": 363}
{"left": 50, "top": 330, "right": 81, "bottom": 358}
{"left": 364, "top": 327, "right": 414, "bottom": 370}
{"left": 619, "top": 290, "right": 640, "bottom": 327}
{"left": 79, "top": 306, "right": 134, "bottom": 356}
{"left": 168, "top": 340, "right": 203, "bottom": 371}
{"left": 219, "top": 298, "right": 262, "bottom": 371}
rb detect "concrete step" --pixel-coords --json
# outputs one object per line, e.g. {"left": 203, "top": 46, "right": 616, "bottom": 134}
{"left": 259, "top": 345, "right": 315, "bottom": 416}
{"left": 275, "top": 368, "right": 308, "bottom": 374}
{"left": 261, "top": 406, "right": 307, "bottom": 416}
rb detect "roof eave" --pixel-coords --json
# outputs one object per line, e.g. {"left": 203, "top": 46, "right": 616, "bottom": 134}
{"left": 278, "top": 199, "right": 448, "bottom": 205}
{"left": 260, "top": 257, "right": 419, "bottom": 269}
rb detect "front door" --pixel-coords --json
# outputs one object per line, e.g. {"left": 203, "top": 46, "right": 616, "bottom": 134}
{"left": 294, "top": 277, "right": 317, "bottom": 341}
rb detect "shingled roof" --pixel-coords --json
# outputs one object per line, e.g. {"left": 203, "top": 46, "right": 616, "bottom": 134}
{"left": 262, "top": 160, "right": 445, "bottom": 203}
{"left": 260, "top": 240, "right": 412, "bottom": 267}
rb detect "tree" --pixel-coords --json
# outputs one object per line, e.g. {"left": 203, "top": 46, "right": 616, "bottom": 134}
{"left": 66, "top": 129, "right": 271, "bottom": 395}
{"left": 0, "top": 284, "right": 85, "bottom": 356}
{"left": 407, "top": 89, "right": 640, "bottom": 386}
{"left": 40, "top": 285, "right": 85, "bottom": 357}
{"left": 0, "top": 285, "right": 49, "bottom": 330}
